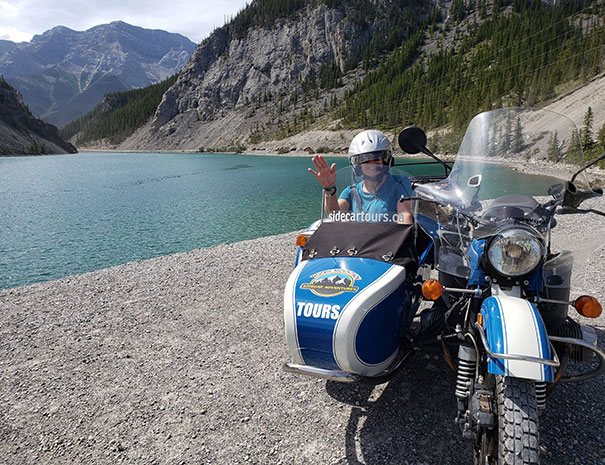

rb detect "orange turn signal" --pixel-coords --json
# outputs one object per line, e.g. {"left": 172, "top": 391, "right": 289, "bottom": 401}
{"left": 422, "top": 279, "right": 443, "bottom": 301}
{"left": 477, "top": 313, "right": 483, "bottom": 326}
{"left": 574, "top": 295, "right": 602, "bottom": 318}
{"left": 296, "top": 235, "right": 308, "bottom": 247}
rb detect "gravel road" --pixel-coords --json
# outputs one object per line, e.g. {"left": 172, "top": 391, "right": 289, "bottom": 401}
{"left": 1, "top": 198, "right": 604, "bottom": 465}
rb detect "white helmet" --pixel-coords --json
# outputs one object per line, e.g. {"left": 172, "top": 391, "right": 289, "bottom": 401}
{"left": 348, "top": 129, "right": 393, "bottom": 167}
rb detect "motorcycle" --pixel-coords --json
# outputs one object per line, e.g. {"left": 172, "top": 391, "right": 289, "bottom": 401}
{"left": 283, "top": 107, "right": 605, "bottom": 464}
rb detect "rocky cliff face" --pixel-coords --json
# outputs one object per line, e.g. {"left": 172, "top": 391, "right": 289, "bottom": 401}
{"left": 0, "top": 79, "right": 77, "bottom": 155}
{"left": 0, "top": 22, "right": 196, "bottom": 127}
{"left": 123, "top": 1, "right": 432, "bottom": 151}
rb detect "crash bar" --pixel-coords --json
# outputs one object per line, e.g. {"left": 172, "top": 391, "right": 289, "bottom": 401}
{"left": 548, "top": 335, "right": 605, "bottom": 382}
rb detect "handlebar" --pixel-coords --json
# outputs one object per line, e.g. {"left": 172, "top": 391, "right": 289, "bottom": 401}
{"left": 562, "top": 181, "right": 603, "bottom": 209}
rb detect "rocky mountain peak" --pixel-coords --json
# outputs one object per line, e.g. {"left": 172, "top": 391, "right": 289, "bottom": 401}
{"left": 0, "top": 22, "right": 197, "bottom": 127}
{"left": 140, "top": 0, "right": 433, "bottom": 150}
{"left": 31, "top": 25, "right": 77, "bottom": 41}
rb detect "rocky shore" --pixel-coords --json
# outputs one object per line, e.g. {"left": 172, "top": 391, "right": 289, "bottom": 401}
{"left": 1, "top": 197, "right": 605, "bottom": 465}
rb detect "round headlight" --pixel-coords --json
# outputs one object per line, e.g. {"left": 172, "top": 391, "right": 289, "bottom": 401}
{"left": 487, "top": 228, "right": 544, "bottom": 277}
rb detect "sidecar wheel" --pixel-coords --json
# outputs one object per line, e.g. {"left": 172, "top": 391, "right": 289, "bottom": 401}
{"left": 496, "top": 375, "right": 540, "bottom": 465}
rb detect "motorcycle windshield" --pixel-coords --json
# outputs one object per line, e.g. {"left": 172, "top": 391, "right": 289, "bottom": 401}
{"left": 305, "top": 163, "right": 424, "bottom": 269}
{"left": 415, "top": 107, "right": 605, "bottom": 282}
{"left": 320, "top": 164, "right": 417, "bottom": 224}
{"left": 418, "top": 107, "right": 589, "bottom": 209}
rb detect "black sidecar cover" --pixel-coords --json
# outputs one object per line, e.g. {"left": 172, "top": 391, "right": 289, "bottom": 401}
{"left": 300, "top": 221, "right": 421, "bottom": 274}
{"left": 284, "top": 222, "right": 423, "bottom": 377}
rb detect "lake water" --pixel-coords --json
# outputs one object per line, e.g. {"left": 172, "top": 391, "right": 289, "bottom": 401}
{"left": 0, "top": 152, "right": 561, "bottom": 289}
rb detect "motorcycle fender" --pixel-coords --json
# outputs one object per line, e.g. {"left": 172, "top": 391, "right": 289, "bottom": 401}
{"left": 480, "top": 293, "right": 554, "bottom": 382}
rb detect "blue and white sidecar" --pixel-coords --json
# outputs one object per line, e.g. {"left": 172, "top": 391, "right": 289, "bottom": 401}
{"left": 283, "top": 165, "right": 438, "bottom": 381}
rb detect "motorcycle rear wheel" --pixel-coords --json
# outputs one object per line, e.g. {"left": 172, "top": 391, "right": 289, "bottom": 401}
{"left": 476, "top": 375, "right": 540, "bottom": 465}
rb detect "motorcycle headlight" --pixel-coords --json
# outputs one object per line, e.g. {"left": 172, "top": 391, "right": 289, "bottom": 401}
{"left": 486, "top": 229, "right": 544, "bottom": 277}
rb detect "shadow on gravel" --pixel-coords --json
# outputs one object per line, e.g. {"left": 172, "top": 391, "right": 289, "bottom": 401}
{"left": 325, "top": 328, "right": 605, "bottom": 465}
{"left": 326, "top": 353, "right": 470, "bottom": 464}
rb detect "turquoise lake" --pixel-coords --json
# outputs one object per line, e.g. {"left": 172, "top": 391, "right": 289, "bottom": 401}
{"left": 0, "top": 152, "right": 561, "bottom": 289}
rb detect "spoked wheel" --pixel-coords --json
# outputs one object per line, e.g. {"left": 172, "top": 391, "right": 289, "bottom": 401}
{"left": 475, "top": 375, "right": 540, "bottom": 465}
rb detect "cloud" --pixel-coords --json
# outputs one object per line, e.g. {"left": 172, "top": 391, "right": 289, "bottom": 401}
{"left": 0, "top": 0, "right": 249, "bottom": 43}
{"left": 0, "top": 26, "right": 32, "bottom": 43}
{"left": 0, "top": 0, "right": 18, "bottom": 15}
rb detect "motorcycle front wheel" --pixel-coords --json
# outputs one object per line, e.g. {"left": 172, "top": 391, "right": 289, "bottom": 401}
{"left": 475, "top": 375, "right": 540, "bottom": 465}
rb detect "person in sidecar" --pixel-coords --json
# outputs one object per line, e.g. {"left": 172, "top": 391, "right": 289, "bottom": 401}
{"left": 308, "top": 129, "right": 414, "bottom": 224}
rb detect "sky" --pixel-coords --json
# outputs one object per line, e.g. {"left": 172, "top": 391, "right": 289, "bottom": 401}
{"left": 0, "top": 0, "right": 251, "bottom": 44}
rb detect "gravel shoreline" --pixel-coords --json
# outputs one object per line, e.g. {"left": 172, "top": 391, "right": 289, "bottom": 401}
{"left": 1, "top": 198, "right": 605, "bottom": 465}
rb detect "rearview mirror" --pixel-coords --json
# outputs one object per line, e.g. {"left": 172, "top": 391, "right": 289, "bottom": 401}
{"left": 398, "top": 126, "right": 427, "bottom": 154}
{"left": 397, "top": 125, "right": 451, "bottom": 176}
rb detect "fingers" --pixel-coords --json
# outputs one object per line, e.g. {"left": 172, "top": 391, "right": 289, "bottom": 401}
{"left": 312, "top": 154, "right": 329, "bottom": 171}
{"left": 309, "top": 155, "right": 337, "bottom": 188}
{"left": 307, "top": 167, "right": 320, "bottom": 180}
{"left": 311, "top": 156, "right": 327, "bottom": 175}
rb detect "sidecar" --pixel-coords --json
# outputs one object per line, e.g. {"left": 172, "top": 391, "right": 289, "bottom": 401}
{"left": 283, "top": 165, "right": 437, "bottom": 382}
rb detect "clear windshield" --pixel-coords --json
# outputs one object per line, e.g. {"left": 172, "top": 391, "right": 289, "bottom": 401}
{"left": 414, "top": 107, "right": 605, "bottom": 280}
{"left": 417, "top": 107, "right": 590, "bottom": 209}
{"left": 321, "top": 164, "right": 418, "bottom": 224}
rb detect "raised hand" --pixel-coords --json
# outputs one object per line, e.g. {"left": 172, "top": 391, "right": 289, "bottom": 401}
{"left": 308, "top": 154, "right": 336, "bottom": 188}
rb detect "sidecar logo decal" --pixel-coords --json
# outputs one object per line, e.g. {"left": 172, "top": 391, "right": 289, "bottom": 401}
{"left": 300, "top": 269, "right": 360, "bottom": 297}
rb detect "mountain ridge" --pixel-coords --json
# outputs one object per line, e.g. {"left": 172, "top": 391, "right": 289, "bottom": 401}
{"left": 121, "top": 0, "right": 435, "bottom": 151}
{"left": 115, "top": 0, "right": 605, "bottom": 154}
{"left": 0, "top": 77, "right": 77, "bottom": 155}
{"left": 0, "top": 21, "right": 196, "bottom": 127}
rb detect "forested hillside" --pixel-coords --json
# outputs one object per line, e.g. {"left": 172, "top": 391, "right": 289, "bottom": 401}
{"left": 0, "top": 77, "right": 77, "bottom": 155}
{"left": 339, "top": 0, "right": 605, "bottom": 153}
{"left": 227, "top": 0, "right": 440, "bottom": 69}
{"left": 70, "top": 0, "right": 605, "bottom": 157}
{"left": 60, "top": 75, "right": 177, "bottom": 146}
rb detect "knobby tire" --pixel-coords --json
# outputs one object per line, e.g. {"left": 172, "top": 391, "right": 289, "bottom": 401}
{"left": 496, "top": 375, "right": 540, "bottom": 465}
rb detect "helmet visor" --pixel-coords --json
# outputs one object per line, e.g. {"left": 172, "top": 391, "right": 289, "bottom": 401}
{"left": 350, "top": 150, "right": 392, "bottom": 166}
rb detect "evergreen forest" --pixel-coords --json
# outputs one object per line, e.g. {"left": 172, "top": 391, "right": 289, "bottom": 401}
{"left": 338, "top": 0, "right": 605, "bottom": 157}
{"left": 60, "top": 75, "right": 178, "bottom": 146}
{"left": 62, "top": 0, "right": 605, "bottom": 165}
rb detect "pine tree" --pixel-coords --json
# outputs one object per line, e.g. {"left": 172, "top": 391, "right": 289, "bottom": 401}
{"left": 567, "top": 129, "right": 583, "bottom": 164}
{"left": 581, "top": 106, "right": 595, "bottom": 151}
{"left": 547, "top": 132, "right": 563, "bottom": 161}
{"left": 502, "top": 113, "right": 513, "bottom": 151}
{"left": 478, "top": 0, "right": 487, "bottom": 18}
{"left": 451, "top": 0, "right": 468, "bottom": 22}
